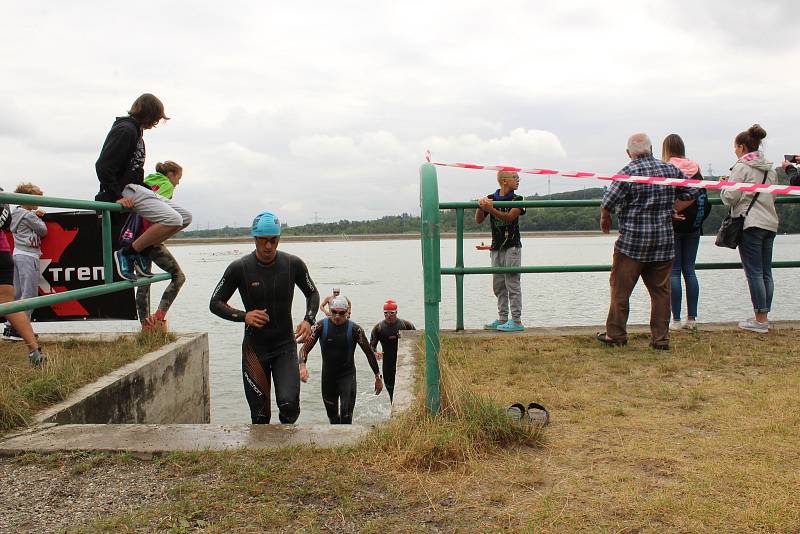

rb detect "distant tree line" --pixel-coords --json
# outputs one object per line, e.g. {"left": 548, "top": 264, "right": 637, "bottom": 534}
{"left": 180, "top": 173, "right": 800, "bottom": 237}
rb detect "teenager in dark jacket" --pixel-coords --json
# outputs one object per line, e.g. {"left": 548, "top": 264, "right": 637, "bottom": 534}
{"left": 95, "top": 94, "right": 192, "bottom": 281}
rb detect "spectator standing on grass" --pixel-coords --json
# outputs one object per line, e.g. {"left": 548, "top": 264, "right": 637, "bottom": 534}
{"left": 0, "top": 193, "right": 44, "bottom": 365}
{"left": 95, "top": 93, "right": 192, "bottom": 282}
{"left": 661, "top": 134, "right": 711, "bottom": 332}
{"left": 135, "top": 161, "right": 187, "bottom": 332}
{"left": 476, "top": 170, "right": 526, "bottom": 332}
{"left": 3, "top": 183, "right": 47, "bottom": 341}
{"left": 721, "top": 124, "right": 778, "bottom": 334}
{"left": 596, "top": 133, "right": 695, "bottom": 350}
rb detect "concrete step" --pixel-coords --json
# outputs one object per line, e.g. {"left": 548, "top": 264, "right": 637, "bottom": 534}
{"left": 0, "top": 423, "right": 369, "bottom": 456}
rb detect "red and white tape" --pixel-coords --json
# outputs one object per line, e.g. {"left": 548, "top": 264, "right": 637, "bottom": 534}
{"left": 424, "top": 152, "right": 800, "bottom": 197}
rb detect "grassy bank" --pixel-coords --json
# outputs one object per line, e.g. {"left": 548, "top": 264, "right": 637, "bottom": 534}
{"left": 9, "top": 328, "right": 800, "bottom": 532}
{"left": 0, "top": 331, "right": 175, "bottom": 433}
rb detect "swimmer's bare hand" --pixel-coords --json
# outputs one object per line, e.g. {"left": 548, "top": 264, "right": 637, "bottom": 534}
{"left": 245, "top": 309, "right": 269, "bottom": 328}
{"left": 374, "top": 375, "right": 383, "bottom": 395}
{"left": 295, "top": 320, "right": 312, "bottom": 343}
{"left": 375, "top": 351, "right": 383, "bottom": 360}
{"left": 116, "top": 197, "right": 135, "bottom": 209}
{"left": 299, "top": 362, "right": 309, "bottom": 383}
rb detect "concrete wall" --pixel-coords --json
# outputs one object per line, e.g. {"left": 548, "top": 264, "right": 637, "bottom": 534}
{"left": 36, "top": 333, "right": 209, "bottom": 425}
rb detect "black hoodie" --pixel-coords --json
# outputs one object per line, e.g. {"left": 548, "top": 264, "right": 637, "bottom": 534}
{"left": 95, "top": 116, "right": 145, "bottom": 201}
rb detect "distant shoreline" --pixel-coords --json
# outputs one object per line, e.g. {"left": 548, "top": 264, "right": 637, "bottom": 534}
{"left": 167, "top": 230, "right": 606, "bottom": 246}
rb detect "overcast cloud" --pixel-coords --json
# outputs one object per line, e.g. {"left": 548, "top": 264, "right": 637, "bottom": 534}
{"left": 0, "top": 0, "right": 797, "bottom": 227}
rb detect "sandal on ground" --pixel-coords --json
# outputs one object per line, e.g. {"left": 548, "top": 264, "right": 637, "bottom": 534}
{"left": 526, "top": 402, "right": 550, "bottom": 426}
{"left": 595, "top": 332, "right": 627, "bottom": 346}
{"left": 506, "top": 403, "right": 526, "bottom": 422}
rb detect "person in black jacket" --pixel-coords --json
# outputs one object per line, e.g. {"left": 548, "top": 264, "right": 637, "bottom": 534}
{"left": 783, "top": 155, "right": 799, "bottom": 186}
{"left": 95, "top": 94, "right": 192, "bottom": 281}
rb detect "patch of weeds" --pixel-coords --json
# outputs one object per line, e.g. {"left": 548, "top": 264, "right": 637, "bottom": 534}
{"left": 609, "top": 405, "right": 627, "bottom": 417}
{"left": 70, "top": 461, "right": 91, "bottom": 476}
{"left": 680, "top": 387, "right": 709, "bottom": 411}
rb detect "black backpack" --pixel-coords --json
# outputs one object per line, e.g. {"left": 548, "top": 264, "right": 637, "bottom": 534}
{"left": 673, "top": 172, "right": 712, "bottom": 234}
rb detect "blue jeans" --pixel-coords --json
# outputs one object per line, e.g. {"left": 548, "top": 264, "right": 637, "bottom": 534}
{"left": 670, "top": 230, "right": 700, "bottom": 320}
{"left": 738, "top": 227, "right": 776, "bottom": 314}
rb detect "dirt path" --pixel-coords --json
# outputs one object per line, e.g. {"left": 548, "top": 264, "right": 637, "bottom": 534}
{"left": 0, "top": 457, "right": 193, "bottom": 534}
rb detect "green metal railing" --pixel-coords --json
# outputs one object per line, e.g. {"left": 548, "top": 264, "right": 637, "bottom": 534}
{"left": 420, "top": 163, "right": 800, "bottom": 413}
{"left": 0, "top": 192, "right": 170, "bottom": 316}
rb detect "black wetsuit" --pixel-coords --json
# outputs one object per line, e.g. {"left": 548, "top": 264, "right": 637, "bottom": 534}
{"left": 370, "top": 318, "right": 415, "bottom": 402}
{"left": 301, "top": 318, "right": 380, "bottom": 424}
{"left": 210, "top": 250, "right": 319, "bottom": 424}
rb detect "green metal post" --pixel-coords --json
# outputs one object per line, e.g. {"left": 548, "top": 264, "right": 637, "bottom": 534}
{"left": 419, "top": 163, "right": 441, "bottom": 415}
{"left": 102, "top": 210, "right": 114, "bottom": 284}
{"left": 455, "top": 208, "right": 465, "bottom": 331}
{"left": 0, "top": 273, "right": 171, "bottom": 316}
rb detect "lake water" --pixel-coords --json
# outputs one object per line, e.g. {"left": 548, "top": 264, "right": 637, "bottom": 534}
{"left": 36, "top": 235, "right": 800, "bottom": 424}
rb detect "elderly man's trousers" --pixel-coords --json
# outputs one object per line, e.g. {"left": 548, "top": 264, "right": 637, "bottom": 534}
{"left": 606, "top": 250, "right": 672, "bottom": 347}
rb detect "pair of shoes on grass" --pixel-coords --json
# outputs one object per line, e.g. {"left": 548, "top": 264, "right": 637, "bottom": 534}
{"left": 484, "top": 319, "right": 525, "bottom": 332}
{"left": 114, "top": 249, "right": 154, "bottom": 282}
{"left": 506, "top": 402, "right": 549, "bottom": 426}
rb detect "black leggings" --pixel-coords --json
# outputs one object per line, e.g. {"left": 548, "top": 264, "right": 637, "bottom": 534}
{"left": 321, "top": 371, "right": 357, "bottom": 424}
{"left": 242, "top": 340, "right": 300, "bottom": 424}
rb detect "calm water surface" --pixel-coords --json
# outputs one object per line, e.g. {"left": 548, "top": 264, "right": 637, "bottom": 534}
{"left": 37, "top": 235, "right": 800, "bottom": 423}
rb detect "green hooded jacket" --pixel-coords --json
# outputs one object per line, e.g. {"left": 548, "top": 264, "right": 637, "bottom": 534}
{"left": 143, "top": 172, "right": 175, "bottom": 199}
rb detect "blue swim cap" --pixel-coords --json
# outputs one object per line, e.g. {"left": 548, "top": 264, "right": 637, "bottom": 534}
{"left": 251, "top": 211, "right": 281, "bottom": 237}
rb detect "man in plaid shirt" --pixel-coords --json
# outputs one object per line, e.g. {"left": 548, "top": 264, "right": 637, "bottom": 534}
{"left": 597, "top": 133, "right": 695, "bottom": 350}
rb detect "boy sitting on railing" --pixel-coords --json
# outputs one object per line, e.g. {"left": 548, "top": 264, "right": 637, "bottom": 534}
{"left": 94, "top": 93, "right": 192, "bottom": 281}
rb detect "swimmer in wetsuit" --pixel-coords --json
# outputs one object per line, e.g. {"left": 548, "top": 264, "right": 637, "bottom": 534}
{"left": 299, "top": 296, "right": 383, "bottom": 424}
{"left": 320, "top": 287, "right": 351, "bottom": 318}
{"left": 370, "top": 299, "right": 415, "bottom": 402}
{"left": 209, "top": 210, "right": 319, "bottom": 424}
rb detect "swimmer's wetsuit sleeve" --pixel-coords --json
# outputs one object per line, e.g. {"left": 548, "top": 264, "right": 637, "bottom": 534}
{"left": 369, "top": 323, "right": 382, "bottom": 350}
{"left": 354, "top": 324, "right": 380, "bottom": 376}
{"left": 209, "top": 260, "right": 247, "bottom": 322}
{"left": 291, "top": 255, "right": 320, "bottom": 325}
{"left": 299, "top": 321, "right": 323, "bottom": 362}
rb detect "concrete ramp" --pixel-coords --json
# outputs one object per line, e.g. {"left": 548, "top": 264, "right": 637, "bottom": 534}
{"left": 0, "top": 423, "right": 369, "bottom": 455}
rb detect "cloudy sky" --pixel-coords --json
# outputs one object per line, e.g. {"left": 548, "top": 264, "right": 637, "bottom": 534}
{"left": 1, "top": 0, "right": 797, "bottom": 228}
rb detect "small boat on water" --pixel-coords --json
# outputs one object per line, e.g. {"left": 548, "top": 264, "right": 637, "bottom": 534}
{"left": 475, "top": 243, "right": 491, "bottom": 250}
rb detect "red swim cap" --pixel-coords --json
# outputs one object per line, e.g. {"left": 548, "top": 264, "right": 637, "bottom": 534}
{"left": 383, "top": 300, "right": 397, "bottom": 311}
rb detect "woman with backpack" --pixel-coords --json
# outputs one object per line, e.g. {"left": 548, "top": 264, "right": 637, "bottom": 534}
{"left": 663, "top": 134, "right": 711, "bottom": 331}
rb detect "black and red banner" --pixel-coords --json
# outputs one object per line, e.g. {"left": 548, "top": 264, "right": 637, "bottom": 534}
{"left": 6, "top": 210, "right": 137, "bottom": 321}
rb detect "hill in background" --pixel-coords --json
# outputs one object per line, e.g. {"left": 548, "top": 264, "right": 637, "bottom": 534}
{"left": 181, "top": 179, "right": 800, "bottom": 237}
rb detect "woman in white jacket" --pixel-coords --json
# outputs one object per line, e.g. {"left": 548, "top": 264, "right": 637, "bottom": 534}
{"left": 721, "top": 124, "right": 779, "bottom": 333}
